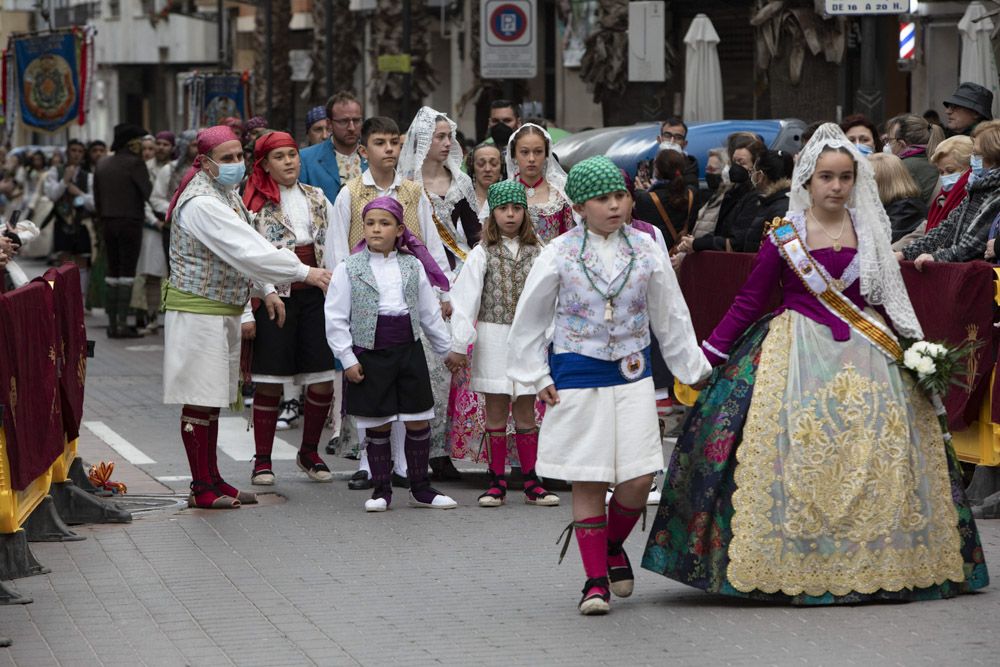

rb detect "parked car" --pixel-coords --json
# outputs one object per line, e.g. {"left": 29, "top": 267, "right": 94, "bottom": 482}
{"left": 553, "top": 119, "right": 807, "bottom": 183}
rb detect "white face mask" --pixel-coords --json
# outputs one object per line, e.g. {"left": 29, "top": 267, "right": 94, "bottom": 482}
{"left": 882, "top": 143, "right": 893, "bottom": 154}
{"left": 854, "top": 142, "right": 873, "bottom": 156}
{"left": 658, "top": 141, "right": 684, "bottom": 155}
{"left": 939, "top": 172, "right": 962, "bottom": 192}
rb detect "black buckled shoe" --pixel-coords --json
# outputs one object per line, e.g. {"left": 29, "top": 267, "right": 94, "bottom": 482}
{"left": 347, "top": 469, "right": 373, "bottom": 490}
{"left": 391, "top": 471, "right": 410, "bottom": 489}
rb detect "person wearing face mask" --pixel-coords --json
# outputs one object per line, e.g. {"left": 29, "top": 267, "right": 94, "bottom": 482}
{"left": 162, "top": 125, "right": 332, "bottom": 510}
{"left": 925, "top": 135, "right": 973, "bottom": 234}
{"left": 839, "top": 114, "right": 883, "bottom": 156}
{"left": 676, "top": 134, "right": 764, "bottom": 255}
{"left": 657, "top": 117, "right": 700, "bottom": 188}
{"left": 741, "top": 149, "right": 794, "bottom": 252}
{"left": 898, "top": 120, "right": 1000, "bottom": 269}
{"left": 685, "top": 148, "right": 731, "bottom": 245}
{"left": 93, "top": 123, "right": 154, "bottom": 338}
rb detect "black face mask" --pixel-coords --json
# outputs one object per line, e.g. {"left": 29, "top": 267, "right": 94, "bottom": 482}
{"left": 705, "top": 172, "right": 722, "bottom": 192}
{"left": 729, "top": 163, "right": 750, "bottom": 184}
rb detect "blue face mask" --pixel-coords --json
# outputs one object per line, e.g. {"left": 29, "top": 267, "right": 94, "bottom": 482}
{"left": 939, "top": 172, "right": 962, "bottom": 192}
{"left": 207, "top": 157, "right": 245, "bottom": 186}
{"left": 854, "top": 142, "right": 873, "bottom": 156}
{"left": 971, "top": 154, "right": 984, "bottom": 176}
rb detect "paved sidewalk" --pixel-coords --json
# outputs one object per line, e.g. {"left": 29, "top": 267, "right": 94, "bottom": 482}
{"left": 2, "top": 259, "right": 998, "bottom": 665}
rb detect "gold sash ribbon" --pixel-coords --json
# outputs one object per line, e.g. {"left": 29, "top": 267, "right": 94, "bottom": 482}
{"left": 424, "top": 188, "right": 468, "bottom": 262}
{"left": 771, "top": 222, "right": 903, "bottom": 361}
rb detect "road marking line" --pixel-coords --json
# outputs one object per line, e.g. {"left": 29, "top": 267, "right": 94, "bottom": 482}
{"left": 82, "top": 421, "right": 156, "bottom": 465}
{"left": 156, "top": 475, "right": 192, "bottom": 482}
{"left": 217, "top": 417, "right": 298, "bottom": 462}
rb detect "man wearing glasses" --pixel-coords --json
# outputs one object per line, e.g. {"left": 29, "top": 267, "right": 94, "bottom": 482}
{"left": 300, "top": 91, "right": 369, "bottom": 205}
{"left": 656, "top": 117, "right": 699, "bottom": 188}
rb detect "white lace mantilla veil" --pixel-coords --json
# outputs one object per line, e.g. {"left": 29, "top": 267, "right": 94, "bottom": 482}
{"left": 398, "top": 105, "right": 478, "bottom": 205}
{"left": 790, "top": 122, "right": 923, "bottom": 340}
{"left": 505, "top": 122, "right": 568, "bottom": 196}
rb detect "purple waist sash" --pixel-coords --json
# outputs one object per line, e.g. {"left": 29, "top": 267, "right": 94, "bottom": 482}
{"left": 353, "top": 314, "right": 414, "bottom": 354}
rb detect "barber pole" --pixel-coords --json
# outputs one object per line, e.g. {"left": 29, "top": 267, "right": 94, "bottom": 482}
{"left": 899, "top": 21, "right": 916, "bottom": 60}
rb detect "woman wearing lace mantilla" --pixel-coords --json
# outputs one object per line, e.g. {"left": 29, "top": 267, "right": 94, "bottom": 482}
{"left": 399, "top": 107, "right": 482, "bottom": 475}
{"left": 642, "top": 123, "right": 989, "bottom": 604}
{"left": 399, "top": 107, "right": 481, "bottom": 270}
{"left": 505, "top": 124, "right": 574, "bottom": 243}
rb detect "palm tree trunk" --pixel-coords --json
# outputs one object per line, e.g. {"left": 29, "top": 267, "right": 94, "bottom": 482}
{"left": 372, "top": 0, "right": 438, "bottom": 124}
{"left": 254, "top": 0, "right": 292, "bottom": 130}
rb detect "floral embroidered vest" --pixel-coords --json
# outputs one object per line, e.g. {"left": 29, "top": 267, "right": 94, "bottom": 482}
{"left": 251, "top": 183, "right": 329, "bottom": 297}
{"left": 168, "top": 172, "right": 252, "bottom": 306}
{"left": 344, "top": 250, "right": 422, "bottom": 349}
{"left": 550, "top": 225, "right": 659, "bottom": 361}
{"left": 346, "top": 176, "right": 424, "bottom": 249}
{"left": 478, "top": 241, "right": 540, "bottom": 325}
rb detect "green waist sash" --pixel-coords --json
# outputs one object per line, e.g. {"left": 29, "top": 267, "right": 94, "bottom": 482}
{"left": 162, "top": 283, "right": 245, "bottom": 316}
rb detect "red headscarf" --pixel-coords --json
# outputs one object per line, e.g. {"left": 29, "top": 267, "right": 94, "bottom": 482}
{"left": 242, "top": 131, "right": 299, "bottom": 213}
{"left": 165, "top": 125, "right": 241, "bottom": 223}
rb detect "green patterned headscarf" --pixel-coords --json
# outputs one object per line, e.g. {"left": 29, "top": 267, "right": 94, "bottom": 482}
{"left": 487, "top": 180, "right": 528, "bottom": 210}
{"left": 566, "top": 155, "right": 627, "bottom": 205}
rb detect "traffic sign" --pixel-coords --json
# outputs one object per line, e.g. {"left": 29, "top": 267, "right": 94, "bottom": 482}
{"left": 825, "top": 1, "right": 908, "bottom": 14}
{"left": 481, "top": 0, "right": 536, "bottom": 79}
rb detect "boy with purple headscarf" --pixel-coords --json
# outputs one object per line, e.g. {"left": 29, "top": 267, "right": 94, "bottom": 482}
{"left": 325, "top": 196, "right": 458, "bottom": 512}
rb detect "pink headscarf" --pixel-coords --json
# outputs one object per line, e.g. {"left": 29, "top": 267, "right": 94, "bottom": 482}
{"left": 353, "top": 196, "right": 450, "bottom": 291}
{"left": 165, "top": 125, "right": 241, "bottom": 223}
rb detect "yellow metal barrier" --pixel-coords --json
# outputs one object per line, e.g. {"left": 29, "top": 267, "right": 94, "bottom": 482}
{"left": 50, "top": 438, "right": 78, "bottom": 485}
{"left": 0, "top": 426, "right": 55, "bottom": 534}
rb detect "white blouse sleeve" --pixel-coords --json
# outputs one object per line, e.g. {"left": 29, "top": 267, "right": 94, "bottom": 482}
{"left": 416, "top": 266, "right": 453, "bottom": 357}
{"left": 646, "top": 247, "right": 712, "bottom": 385}
{"left": 506, "top": 244, "right": 560, "bottom": 392}
{"left": 324, "top": 262, "right": 357, "bottom": 369}
{"left": 448, "top": 244, "right": 487, "bottom": 353}
{"left": 324, "top": 187, "right": 352, "bottom": 270}
{"left": 150, "top": 164, "right": 173, "bottom": 215}
{"left": 179, "top": 196, "right": 309, "bottom": 287}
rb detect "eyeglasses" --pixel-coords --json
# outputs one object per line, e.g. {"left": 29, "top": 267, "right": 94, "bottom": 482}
{"left": 331, "top": 117, "right": 363, "bottom": 128}
{"left": 661, "top": 131, "right": 687, "bottom": 142}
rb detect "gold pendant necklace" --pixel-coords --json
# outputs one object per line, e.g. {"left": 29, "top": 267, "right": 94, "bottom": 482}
{"left": 809, "top": 209, "right": 848, "bottom": 251}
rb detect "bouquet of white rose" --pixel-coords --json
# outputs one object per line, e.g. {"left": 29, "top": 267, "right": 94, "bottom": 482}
{"left": 900, "top": 339, "right": 980, "bottom": 396}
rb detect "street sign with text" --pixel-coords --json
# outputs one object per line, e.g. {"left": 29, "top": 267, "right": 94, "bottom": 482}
{"left": 825, "top": 1, "right": 908, "bottom": 14}
{"left": 480, "top": 0, "right": 537, "bottom": 79}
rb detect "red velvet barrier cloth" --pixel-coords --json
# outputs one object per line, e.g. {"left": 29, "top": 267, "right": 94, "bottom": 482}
{"left": 898, "top": 261, "right": 996, "bottom": 431}
{"left": 677, "top": 251, "right": 780, "bottom": 343}
{"left": 42, "top": 264, "right": 88, "bottom": 441}
{"left": 677, "top": 252, "right": 996, "bottom": 432}
{"left": 0, "top": 282, "right": 65, "bottom": 490}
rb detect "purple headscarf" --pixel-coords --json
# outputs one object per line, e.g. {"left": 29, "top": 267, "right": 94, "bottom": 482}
{"left": 354, "top": 196, "right": 450, "bottom": 291}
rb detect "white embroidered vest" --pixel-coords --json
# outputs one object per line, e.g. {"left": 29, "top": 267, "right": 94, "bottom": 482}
{"left": 550, "top": 225, "right": 659, "bottom": 361}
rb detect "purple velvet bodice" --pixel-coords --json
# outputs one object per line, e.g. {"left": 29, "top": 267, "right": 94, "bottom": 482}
{"left": 703, "top": 237, "right": 866, "bottom": 364}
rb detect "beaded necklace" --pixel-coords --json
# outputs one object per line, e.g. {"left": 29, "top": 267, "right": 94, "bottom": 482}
{"left": 579, "top": 225, "right": 635, "bottom": 322}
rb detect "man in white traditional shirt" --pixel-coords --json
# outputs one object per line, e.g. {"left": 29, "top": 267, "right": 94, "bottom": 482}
{"left": 161, "top": 125, "right": 331, "bottom": 510}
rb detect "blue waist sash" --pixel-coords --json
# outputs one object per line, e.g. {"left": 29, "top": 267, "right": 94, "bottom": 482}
{"left": 549, "top": 346, "right": 652, "bottom": 390}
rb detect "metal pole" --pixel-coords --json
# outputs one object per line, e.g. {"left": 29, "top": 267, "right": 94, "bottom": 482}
{"left": 325, "top": 0, "right": 334, "bottom": 97}
{"left": 402, "top": 0, "right": 412, "bottom": 124}
{"left": 854, "top": 17, "right": 883, "bottom": 124}
{"left": 265, "top": 0, "right": 273, "bottom": 120}
{"left": 217, "top": 0, "right": 225, "bottom": 68}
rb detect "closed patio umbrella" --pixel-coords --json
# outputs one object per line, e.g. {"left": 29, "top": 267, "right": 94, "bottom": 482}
{"left": 959, "top": 2, "right": 1000, "bottom": 120}
{"left": 682, "top": 14, "right": 724, "bottom": 123}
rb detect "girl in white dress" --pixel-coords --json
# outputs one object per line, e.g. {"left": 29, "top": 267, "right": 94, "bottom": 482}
{"left": 447, "top": 181, "right": 559, "bottom": 508}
